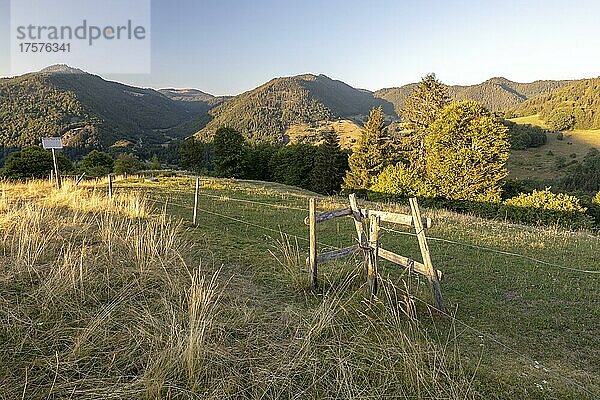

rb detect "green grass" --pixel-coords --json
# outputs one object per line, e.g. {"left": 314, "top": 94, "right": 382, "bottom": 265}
{"left": 507, "top": 114, "right": 600, "bottom": 181}
{"left": 116, "top": 177, "right": 599, "bottom": 399}
{"left": 2, "top": 177, "right": 598, "bottom": 399}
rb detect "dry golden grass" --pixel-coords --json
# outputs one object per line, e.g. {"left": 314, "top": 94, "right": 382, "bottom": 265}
{"left": 0, "top": 180, "right": 479, "bottom": 399}
{"left": 507, "top": 114, "right": 600, "bottom": 180}
{"left": 285, "top": 119, "right": 364, "bottom": 149}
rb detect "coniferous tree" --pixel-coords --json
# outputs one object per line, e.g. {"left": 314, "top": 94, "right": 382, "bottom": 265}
{"left": 425, "top": 101, "right": 509, "bottom": 202}
{"left": 310, "top": 131, "right": 346, "bottom": 194}
{"left": 213, "top": 127, "right": 247, "bottom": 178}
{"left": 343, "top": 107, "right": 391, "bottom": 189}
{"left": 401, "top": 73, "right": 450, "bottom": 170}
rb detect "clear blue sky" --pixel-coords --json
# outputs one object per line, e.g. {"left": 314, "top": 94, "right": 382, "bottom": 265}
{"left": 1, "top": 0, "right": 599, "bottom": 95}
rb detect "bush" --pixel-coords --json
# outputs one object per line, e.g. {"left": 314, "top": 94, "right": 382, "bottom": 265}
{"left": 503, "top": 188, "right": 592, "bottom": 228}
{"left": 371, "top": 163, "right": 432, "bottom": 198}
{"left": 1, "top": 146, "right": 73, "bottom": 179}
{"left": 546, "top": 108, "right": 576, "bottom": 131}
{"left": 114, "top": 153, "right": 142, "bottom": 175}
{"left": 561, "top": 149, "right": 600, "bottom": 192}
{"left": 504, "top": 121, "right": 548, "bottom": 150}
{"left": 78, "top": 150, "right": 114, "bottom": 177}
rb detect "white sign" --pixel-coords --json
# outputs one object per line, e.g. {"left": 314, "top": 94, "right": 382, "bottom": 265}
{"left": 42, "top": 137, "right": 63, "bottom": 149}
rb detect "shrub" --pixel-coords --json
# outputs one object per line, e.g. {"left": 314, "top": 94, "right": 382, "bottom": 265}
{"left": 504, "top": 121, "right": 548, "bottom": 150}
{"left": 561, "top": 149, "right": 600, "bottom": 192}
{"left": 594, "top": 191, "right": 600, "bottom": 205}
{"left": 78, "top": 150, "right": 114, "bottom": 177}
{"left": 546, "top": 108, "right": 576, "bottom": 131}
{"left": 114, "top": 153, "right": 143, "bottom": 175}
{"left": 503, "top": 188, "right": 592, "bottom": 228}
{"left": 370, "top": 163, "right": 432, "bottom": 198}
{"left": 1, "top": 146, "right": 73, "bottom": 179}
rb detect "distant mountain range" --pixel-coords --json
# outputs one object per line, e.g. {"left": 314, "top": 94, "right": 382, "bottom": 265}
{"left": 0, "top": 65, "right": 596, "bottom": 153}
{"left": 0, "top": 65, "right": 196, "bottom": 151}
{"left": 375, "top": 77, "right": 572, "bottom": 114}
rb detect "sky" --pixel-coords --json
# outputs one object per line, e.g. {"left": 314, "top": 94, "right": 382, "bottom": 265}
{"left": 1, "top": 0, "right": 600, "bottom": 95}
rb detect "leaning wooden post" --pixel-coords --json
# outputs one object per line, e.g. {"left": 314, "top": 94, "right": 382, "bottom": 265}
{"left": 367, "top": 214, "right": 380, "bottom": 297}
{"left": 409, "top": 197, "right": 444, "bottom": 311}
{"left": 108, "top": 174, "right": 113, "bottom": 199}
{"left": 193, "top": 177, "right": 200, "bottom": 225}
{"left": 308, "top": 197, "right": 318, "bottom": 290}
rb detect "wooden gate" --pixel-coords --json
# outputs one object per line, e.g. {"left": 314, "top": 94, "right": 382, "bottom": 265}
{"left": 305, "top": 194, "right": 444, "bottom": 311}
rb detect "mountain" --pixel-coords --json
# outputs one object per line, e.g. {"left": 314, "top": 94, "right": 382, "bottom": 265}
{"left": 0, "top": 65, "right": 200, "bottom": 151}
{"left": 512, "top": 77, "right": 600, "bottom": 130}
{"left": 196, "top": 74, "right": 397, "bottom": 142}
{"left": 159, "top": 88, "right": 229, "bottom": 113}
{"left": 375, "top": 77, "right": 572, "bottom": 114}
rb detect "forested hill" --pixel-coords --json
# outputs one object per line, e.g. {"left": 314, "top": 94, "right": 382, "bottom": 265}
{"left": 195, "top": 74, "right": 397, "bottom": 142}
{"left": 0, "top": 65, "right": 197, "bottom": 150}
{"left": 512, "top": 77, "right": 600, "bottom": 130}
{"left": 158, "top": 88, "right": 230, "bottom": 113}
{"left": 375, "top": 77, "right": 572, "bottom": 114}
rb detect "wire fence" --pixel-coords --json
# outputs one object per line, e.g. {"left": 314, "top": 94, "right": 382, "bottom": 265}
{"left": 107, "top": 178, "right": 597, "bottom": 397}
{"left": 110, "top": 180, "right": 600, "bottom": 277}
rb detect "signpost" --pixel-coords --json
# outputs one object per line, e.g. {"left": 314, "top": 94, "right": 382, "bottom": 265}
{"left": 42, "top": 137, "right": 63, "bottom": 189}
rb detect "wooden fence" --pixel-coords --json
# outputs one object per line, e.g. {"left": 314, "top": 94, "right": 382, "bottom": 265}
{"left": 305, "top": 194, "right": 444, "bottom": 311}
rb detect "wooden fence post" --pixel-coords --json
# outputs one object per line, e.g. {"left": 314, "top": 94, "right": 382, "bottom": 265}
{"left": 308, "top": 197, "right": 318, "bottom": 290}
{"left": 367, "top": 215, "right": 380, "bottom": 297}
{"left": 193, "top": 177, "right": 200, "bottom": 225}
{"left": 409, "top": 197, "right": 444, "bottom": 311}
{"left": 51, "top": 148, "right": 61, "bottom": 189}
{"left": 108, "top": 174, "right": 113, "bottom": 199}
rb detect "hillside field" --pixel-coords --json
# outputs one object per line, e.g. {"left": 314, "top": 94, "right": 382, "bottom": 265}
{"left": 1, "top": 177, "right": 598, "bottom": 399}
{"left": 507, "top": 114, "right": 600, "bottom": 180}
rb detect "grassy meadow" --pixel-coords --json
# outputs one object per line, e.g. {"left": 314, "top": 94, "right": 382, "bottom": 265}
{"left": 507, "top": 114, "right": 600, "bottom": 180}
{"left": 1, "top": 177, "right": 598, "bottom": 399}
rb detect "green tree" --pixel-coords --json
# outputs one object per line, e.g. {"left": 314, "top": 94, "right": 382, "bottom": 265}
{"left": 78, "top": 150, "right": 114, "bottom": 177}
{"left": 149, "top": 154, "right": 162, "bottom": 170}
{"left": 179, "top": 137, "right": 205, "bottom": 172}
{"left": 425, "top": 101, "right": 510, "bottom": 202}
{"left": 213, "top": 127, "right": 247, "bottom": 178}
{"left": 244, "top": 142, "right": 280, "bottom": 181}
{"left": 1, "top": 146, "right": 72, "bottom": 179}
{"left": 309, "top": 131, "right": 346, "bottom": 194}
{"left": 269, "top": 144, "right": 316, "bottom": 189}
{"left": 343, "top": 107, "right": 392, "bottom": 189}
{"left": 114, "top": 153, "right": 142, "bottom": 175}
{"left": 401, "top": 73, "right": 450, "bottom": 169}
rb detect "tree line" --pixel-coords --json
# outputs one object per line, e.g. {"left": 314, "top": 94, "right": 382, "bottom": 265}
{"left": 180, "top": 128, "right": 348, "bottom": 195}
